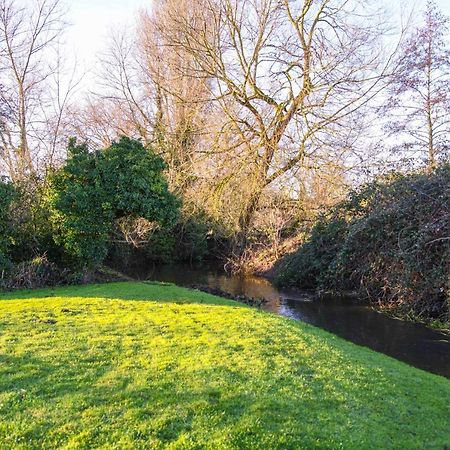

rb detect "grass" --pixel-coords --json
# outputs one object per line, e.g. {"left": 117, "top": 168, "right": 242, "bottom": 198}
{"left": 0, "top": 282, "right": 449, "bottom": 449}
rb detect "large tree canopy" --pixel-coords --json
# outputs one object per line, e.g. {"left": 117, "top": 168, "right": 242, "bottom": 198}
{"left": 47, "top": 136, "right": 180, "bottom": 268}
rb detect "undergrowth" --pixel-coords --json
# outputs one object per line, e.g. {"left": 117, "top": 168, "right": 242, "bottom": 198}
{"left": 275, "top": 164, "right": 450, "bottom": 326}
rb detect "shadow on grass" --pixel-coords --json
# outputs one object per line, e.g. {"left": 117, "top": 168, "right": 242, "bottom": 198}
{"left": 1, "top": 341, "right": 449, "bottom": 449}
{"left": 0, "top": 351, "right": 316, "bottom": 446}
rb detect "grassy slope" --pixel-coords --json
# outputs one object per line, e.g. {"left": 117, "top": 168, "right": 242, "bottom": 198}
{"left": 0, "top": 282, "right": 449, "bottom": 449}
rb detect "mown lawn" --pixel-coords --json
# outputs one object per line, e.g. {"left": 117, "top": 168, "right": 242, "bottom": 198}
{"left": 0, "top": 282, "right": 449, "bottom": 449}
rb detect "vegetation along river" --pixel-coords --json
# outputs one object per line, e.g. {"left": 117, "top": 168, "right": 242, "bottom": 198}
{"left": 120, "top": 262, "right": 450, "bottom": 378}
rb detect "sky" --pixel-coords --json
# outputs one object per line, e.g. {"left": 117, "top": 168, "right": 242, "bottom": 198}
{"left": 59, "top": 0, "right": 450, "bottom": 96}
{"left": 65, "top": 0, "right": 450, "bottom": 74}
{"left": 66, "top": 0, "right": 150, "bottom": 71}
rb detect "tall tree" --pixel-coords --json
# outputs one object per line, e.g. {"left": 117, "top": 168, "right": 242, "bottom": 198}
{"left": 386, "top": 1, "right": 450, "bottom": 169}
{"left": 137, "top": 1, "right": 214, "bottom": 194}
{"left": 163, "top": 0, "right": 397, "bottom": 250}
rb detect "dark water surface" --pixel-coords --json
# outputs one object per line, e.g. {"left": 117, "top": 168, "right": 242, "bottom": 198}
{"left": 125, "top": 262, "right": 450, "bottom": 378}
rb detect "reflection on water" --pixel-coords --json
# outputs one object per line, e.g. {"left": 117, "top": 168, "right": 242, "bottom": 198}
{"left": 125, "top": 262, "right": 450, "bottom": 378}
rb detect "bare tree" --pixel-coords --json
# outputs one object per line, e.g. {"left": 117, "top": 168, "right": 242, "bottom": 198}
{"left": 84, "top": 0, "right": 221, "bottom": 201}
{"left": 72, "top": 24, "right": 171, "bottom": 152}
{"left": 136, "top": 1, "right": 216, "bottom": 194}
{"left": 39, "top": 47, "right": 83, "bottom": 172}
{"left": 385, "top": 0, "right": 450, "bottom": 169}
{"left": 65, "top": 95, "right": 133, "bottom": 149}
{"left": 162, "top": 0, "right": 398, "bottom": 250}
{"left": 64, "top": 30, "right": 155, "bottom": 155}
{"left": 0, "top": 0, "right": 66, "bottom": 181}
{"left": 96, "top": 29, "right": 154, "bottom": 144}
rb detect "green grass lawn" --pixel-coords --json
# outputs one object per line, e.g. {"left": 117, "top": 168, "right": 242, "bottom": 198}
{"left": 0, "top": 282, "right": 449, "bottom": 449}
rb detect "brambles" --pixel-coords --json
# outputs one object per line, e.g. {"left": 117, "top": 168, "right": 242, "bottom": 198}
{"left": 1, "top": 255, "right": 69, "bottom": 290}
{"left": 275, "top": 164, "right": 450, "bottom": 324}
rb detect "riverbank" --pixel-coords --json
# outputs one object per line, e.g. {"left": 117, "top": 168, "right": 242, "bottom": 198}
{"left": 238, "top": 252, "right": 450, "bottom": 333}
{"left": 271, "top": 166, "right": 450, "bottom": 331}
{"left": 0, "top": 281, "right": 449, "bottom": 448}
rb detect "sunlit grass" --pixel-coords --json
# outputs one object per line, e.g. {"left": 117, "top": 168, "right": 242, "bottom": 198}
{"left": 0, "top": 281, "right": 449, "bottom": 449}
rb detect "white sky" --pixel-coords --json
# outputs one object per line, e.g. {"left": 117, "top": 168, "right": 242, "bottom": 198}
{"left": 62, "top": 0, "right": 450, "bottom": 93}
{"left": 65, "top": 0, "right": 450, "bottom": 70}
{"left": 66, "top": 0, "right": 150, "bottom": 74}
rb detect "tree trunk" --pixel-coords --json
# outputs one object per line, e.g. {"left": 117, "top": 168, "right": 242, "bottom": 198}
{"left": 233, "top": 188, "right": 263, "bottom": 255}
{"left": 17, "top": 83, "right": 34, "bottom": 179}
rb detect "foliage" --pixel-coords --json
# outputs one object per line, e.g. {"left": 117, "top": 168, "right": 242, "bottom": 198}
{"left": 4, "top": 181, "right": 64, "bottom": 268}
{"left": 0, "top": 180, "right": 15, "bottom": 271}
{"left": 275, "top": 217, "right": 348, "bottom": 289}
{"left": 143, "top": 210, "right": 222, "bottom": 263}
{"left": 0, "top": 179, "right": 68, "bottom": 281}
{"left": 47, "top": 137, "right": 180, "bottom": 269}
{"left": 275, "top": 164, "right": 450, "bottom": 323}
{"left": 0, "top": 281, "right": 449, "bottom": 448}
{"left": 0, "top": 255, "right": 70, "bottom": 291}
{"left": 106, "top": 206, "right": 225, "bottom": 268}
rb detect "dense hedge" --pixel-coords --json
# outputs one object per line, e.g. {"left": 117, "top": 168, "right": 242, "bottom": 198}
{"left": 1, "top": 136, "right": 227, "bottom": 289}
{"left": 275, "top": 165, "right": 450, "bottom": 323}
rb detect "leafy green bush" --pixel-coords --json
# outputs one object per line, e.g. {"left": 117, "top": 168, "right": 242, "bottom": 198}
{"left": 5, "top": 181, "right": 65, "bottom": 267}
{"left": 275, "top": 164, "right": 450, "bottom": 323}
{"left": 47, "top": 137, "right": 180, "bottom": 269}
{"left": 275, "top": 217, "right": 348, "bottom": 289}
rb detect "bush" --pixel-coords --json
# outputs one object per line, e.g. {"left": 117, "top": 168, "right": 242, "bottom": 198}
{"left": 275, "top": 217, "right": 348, "bottom": 289}
{"left": 0, "top": 255, "right": 70, "bottom": 290}
{"left": 108, "top": 210, "right": 225, "bottom": 266}
{"left": 47, "top": 137, "right": 180, "bottom": 269}
{"left": 275, "top": 164, "right": 450, "bottom": 323}
{"left": 157, "top": 211, "right": 220, "bottom": 263}
{"left": 6, "top": 181, "right": 65, "bottom": 267}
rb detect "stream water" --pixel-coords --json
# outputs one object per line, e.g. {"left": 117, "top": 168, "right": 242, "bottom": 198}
{"left": 122, "top": 262, "right": 450, "bottom": 378}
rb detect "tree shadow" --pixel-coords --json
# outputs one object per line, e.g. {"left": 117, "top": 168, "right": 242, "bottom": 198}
{"left": 1, "top": 345, "right": 449, "bottom": 449}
